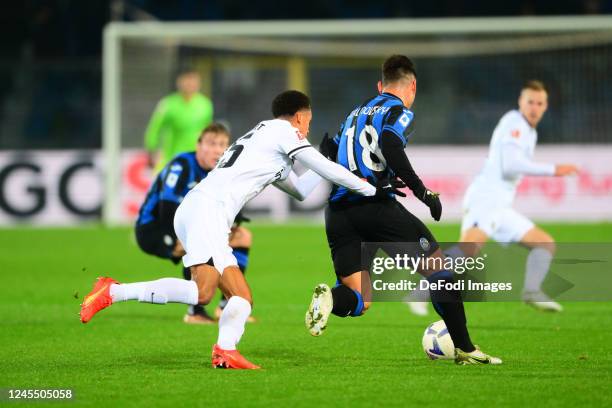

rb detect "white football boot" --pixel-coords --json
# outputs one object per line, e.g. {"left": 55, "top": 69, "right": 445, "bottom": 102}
{"left": 305, "top": 284, "right": 333, "bottom": 336}
{"left": 523, "top": 291, "right": 563, "bottom": 312}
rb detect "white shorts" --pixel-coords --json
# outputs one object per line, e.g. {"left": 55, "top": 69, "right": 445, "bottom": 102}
{"left": 173, "top": 191, "right": 237, "bottom": 273}
{"left": 461, "top": 205, "right": 534, "bottom": 243}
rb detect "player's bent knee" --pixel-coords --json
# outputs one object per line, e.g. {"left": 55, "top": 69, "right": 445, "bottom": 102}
{"left": 240, "top": 227, "right": 253, "bottom": 247}
{"left": 230, "top": 227, "right": 252, "bottom": 248}
{"left": 541, "top": 240, "right": 556, "bottom": 255}
{"left": 523, "top": 229, "right": 556, "bottom": 254}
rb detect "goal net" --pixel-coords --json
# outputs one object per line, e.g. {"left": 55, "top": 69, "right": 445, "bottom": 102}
{"left": 103, "top": 17, "right": 612, "bottom": 224}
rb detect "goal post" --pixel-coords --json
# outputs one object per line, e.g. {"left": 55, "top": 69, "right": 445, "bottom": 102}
{"left": 102, "top": 16, "right": 612, "bottom": 225}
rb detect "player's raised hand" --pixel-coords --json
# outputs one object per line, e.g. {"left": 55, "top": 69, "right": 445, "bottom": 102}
{"left": 419, "top": 189, "right": 442, "bottom": 221}
{"left": 554, "top": 164, "right": 579, "bottom": 176}
{"left": 319, "top": 132, "right": 337, "bottom": 160}
{"left": 375, "top": 178, "right": 407, "bottom": 199}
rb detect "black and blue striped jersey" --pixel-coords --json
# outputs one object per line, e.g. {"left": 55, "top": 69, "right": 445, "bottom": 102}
{"left": 329, "top": 92, "right": 415, "bottom": 203}
{"left": 136, "top": 152, "right": 208, "bottom": 226}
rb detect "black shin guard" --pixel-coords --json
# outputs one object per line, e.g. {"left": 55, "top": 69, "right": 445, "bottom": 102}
{"left": 427, "top": 270, "right": 475, "bottom": 352}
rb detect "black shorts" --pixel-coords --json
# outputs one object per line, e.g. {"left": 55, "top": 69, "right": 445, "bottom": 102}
{"left": 134, "top": 222, "right": 181, "bottom": 264}
{"left": 325, "top": 199, "right": 439, "bottom": 277}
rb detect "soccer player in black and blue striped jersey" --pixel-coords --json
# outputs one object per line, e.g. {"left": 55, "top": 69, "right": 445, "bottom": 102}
{"left": 305, "top": 55, "right": 501, "bottom": 365}
{"left": 136, "top": 123, "right": 253, "bottom": 325}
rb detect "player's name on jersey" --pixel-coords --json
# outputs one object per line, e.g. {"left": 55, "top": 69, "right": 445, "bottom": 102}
{"left": 349, "top": 105, "right": 391, "bottom": 117}
{"left": 371, "top": 279, "right": 513, "bottom": 293}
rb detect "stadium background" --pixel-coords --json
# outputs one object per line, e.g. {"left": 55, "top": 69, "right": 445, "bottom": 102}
{"left": 1, "top": 1, "right": 612, "bottom": 225}
{"left": 1, "top": 2, "right": 611, "bottom": 407}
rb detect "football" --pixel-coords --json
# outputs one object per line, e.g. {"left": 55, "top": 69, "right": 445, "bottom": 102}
{"left": 422, "top": 320, "right": 455, "bottom": 360}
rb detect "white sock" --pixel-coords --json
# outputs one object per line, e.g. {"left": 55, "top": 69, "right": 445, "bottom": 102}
{"left": 217, "top": 296, "right": 251, "bottom": 350}
{"left": 524, "top": 248, "right": 553, "bottom": 293}
{"left": 110, "top": 282, "right": 145, "bottom": 302}
{"left": 110, "top": 279, "right": 198, "bottom": 305}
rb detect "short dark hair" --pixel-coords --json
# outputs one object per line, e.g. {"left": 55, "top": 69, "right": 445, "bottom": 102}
{"left": 271, "top": 90, "right": 311, "bottom": 118}
{"left": 382, "top": 55, "right": 417, "bottom": 85}
{"left": 522, "top": 80, "right": 547, "bottom": 93}
{"left": 198, "top": 122, "right": 230, "bottom": 142}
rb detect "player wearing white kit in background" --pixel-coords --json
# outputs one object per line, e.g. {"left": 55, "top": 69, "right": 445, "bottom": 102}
{"left": 79, "top": 90, "right": 402, "bottom": 369}
{"left": 408, "top": 81, "right": 578, "bottom": 315}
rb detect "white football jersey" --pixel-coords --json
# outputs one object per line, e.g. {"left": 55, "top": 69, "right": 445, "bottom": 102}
{"left": 192, "top": 119, "right": 312, "bottom": 218}
{"left": 464, "top": 110, "right": 542, "bottom": 209}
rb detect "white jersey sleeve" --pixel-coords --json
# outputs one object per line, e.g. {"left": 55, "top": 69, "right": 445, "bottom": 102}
{"left": 192, "top": 119, "right": 376, "bottom": 221}
{"left": 501, "top": 143, "right": 555, "bottom": 177}
{"left": 192, "top": 119, "right": 316, "bottom": 219}
{"left": 273, "top": 170, "right": 322, "bottom": 201}
{"left": 276, "top": 127, "right": 313, "bottom": 159}
{"left": 293, "top": 147, "right": 376, "bottom": 196}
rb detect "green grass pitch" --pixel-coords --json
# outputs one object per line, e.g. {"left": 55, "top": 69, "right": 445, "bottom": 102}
{"left": 1, "top": 223, "right": 611, "bottom": 407}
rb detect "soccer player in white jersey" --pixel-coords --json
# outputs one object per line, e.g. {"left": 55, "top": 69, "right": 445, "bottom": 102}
{"left": 408, "top": 81, "right": 578, "bottom": 315}
{"left": 79, "top": 90, "right": 402, "bottom": 369}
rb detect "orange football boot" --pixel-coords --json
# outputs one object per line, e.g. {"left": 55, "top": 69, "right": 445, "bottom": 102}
{"left": 211, "top": 344, "right": 261, "bottom": 369}
{"left": 80, "top": 277, "right": 118, "bottom": 323}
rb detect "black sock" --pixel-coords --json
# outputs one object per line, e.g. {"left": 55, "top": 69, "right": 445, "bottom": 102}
{"left": 190, "top": 304, "right": 203, "bottom": 315}
{"left": 182, "top": 266, "right": 191, "bottom": 281}
{"left": 331, "top": 284, "right": 363, "bottom": 317}
{"left": 427, "top": 270, "right": 475, "bottom": 352}
{"left": 187, "top": 304, "right": 212, "bottom": 318}
{"left": 183, "top": 267, "right": 211, "bottom": 317}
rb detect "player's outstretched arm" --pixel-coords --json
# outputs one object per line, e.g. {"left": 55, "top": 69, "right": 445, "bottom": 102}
{"left": 502, "top": 141, "right": 579, "bottom": 177}
{"left": 273, "top": 170, "right": 323, "bottom": 201}
{"left": 293, "top": 148, "right": 376, "bottom": 197}
{"left": 501, "top": 143, "right": 557, "bottom": 177}
{"left": 380, "top": 132, "right": 442, "bottom": 221}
